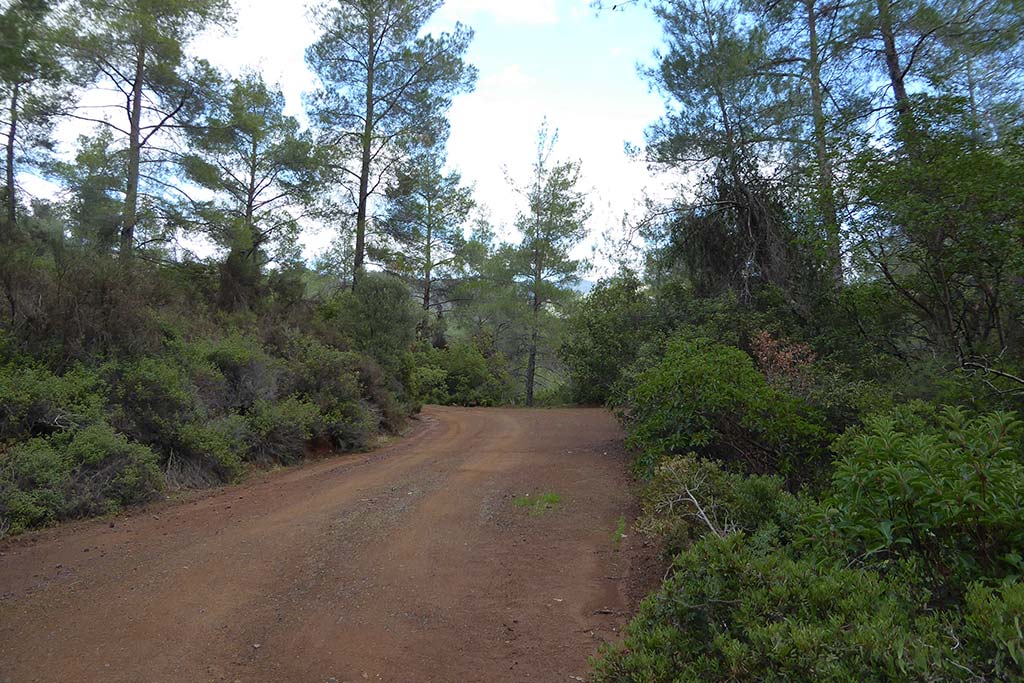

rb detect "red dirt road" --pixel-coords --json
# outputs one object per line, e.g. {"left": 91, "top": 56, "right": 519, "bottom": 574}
{"left": 0, "top": 407, "right": 650, "bottom": 683}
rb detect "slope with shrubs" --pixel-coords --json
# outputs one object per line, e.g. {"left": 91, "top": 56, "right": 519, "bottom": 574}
{"left": 0, "top": 231, "right": 525, "bottom": 538}
{"left": 0, "top": 254, "right": 428, "bottom": 537}
{"left": 564, "top": 278, "right": 1024, "bottom": 681}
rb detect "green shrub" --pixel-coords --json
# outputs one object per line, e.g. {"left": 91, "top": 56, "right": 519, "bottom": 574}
{"left": 198, "top": 333, "right": 278, "bottom": 411}
{"left": 824, "top": 407, "right": 1024, "bottom": 597}
{"left": 410, "top": 362, "right": 448, "bottom": 404}
{"left": 319, "top": 273, "right": 417, "bottom": 372}
{"left": 0, "top": 362, "right": 104, "bottom": 442}
{"left": 0, "top": 423, "right": 162, "bottom": 535}
{"left": 561, "top": 274, "right": 654, "bottom": 405}
{"left": 273, "top": 337, "right": 377, "bottom": 450}
{"left": 322, "top": 401, "right": 375, "bottom": 451}
{"left": 246, "top": 398, "right": 321, "bottom": 465}
{"left": 639, "top": 455, "right": 805, "bottom": 557}
{"left": 346, "top": 352, "right": 408, "bottom": 431}
{"left": 62, "top": 424, "right": 163, "bottom": 517}
{"left": 440, "top": 341, "right": 491, "bottom": 404}
{"left": 0, "top": 438, "right": 68, "bottom": 533}
{"left": 281, "top": 338, "right": 361, "bottom": 407}
{"left": 802, "top": 365, "right": 895, "bottom": 432}
{"left": 621, "top": 336, "right": 831, "bottom": 481}
{"left": 596, "top": 401, "right": 1024, "bottom": 682}
{"left": 963, "top": 580, "right": 1024, "bottom": 680}
{"left": 592, "top": 534, "right": 955, "bottom": 683}
{"left": 409, "top": 340, "right": 514, "bottom": 407}
{"left": 111, "top": 357, "right": 203, "bottom": 446}
{"left": 173, "top": 417, "right": 247, "bottom": 483}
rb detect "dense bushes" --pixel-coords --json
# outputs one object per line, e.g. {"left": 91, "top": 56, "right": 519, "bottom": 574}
{"left": 594, "top": 535, "right": 956, "bottom": 682}
{"left": 574, "top": 269, "right": 1024, "bottom": 681}
{"left": 0, "top": 258, "right": 424, "bottom": 537}
{"left": 595, "top": 407, "right": 1024, "bottom": 682}
{"left": 244, "top": 398, "right": 320, "bottom": 465}
{"left": 636, "top": 456, "right": 804, "bottom": 557}
{"left": 620, "top": 335, "right": 831, "bottom": 481}
{"left": 560, "top": 275, "right": 653, "bottom": 404}
{"left": 409, "top": 339, "right": 514, "bottom": 406}
{"left": 0, "top": 423, "right": 162, "bottom": 535}
{"left": 0, "top": 362, "right": 105, "bottom": 442}
{"left": 824, "top": 407, "right": 1024, "bottom": 597}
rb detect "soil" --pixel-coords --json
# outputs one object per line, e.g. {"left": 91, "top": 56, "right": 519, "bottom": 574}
{"left": 0, "top": 406, "right": 660, "bottom": 683}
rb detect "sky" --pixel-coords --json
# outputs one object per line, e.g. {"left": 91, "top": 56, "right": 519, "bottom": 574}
{"left": 35, "top": 0, "right": 675, "bottom": 273}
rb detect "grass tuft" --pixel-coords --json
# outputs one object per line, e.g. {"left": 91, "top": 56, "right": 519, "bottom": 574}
{"left": 613, "top": 515, "right": 627, "bottom": 548}
{"left": 513, "top": 491, "right": 562, "bottom": 516}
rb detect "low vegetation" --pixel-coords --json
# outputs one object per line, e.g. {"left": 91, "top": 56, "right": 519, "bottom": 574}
{"left": 513, "top": 491, "right": 562, "bottom": 516}
{"left": 573, "top": 258, "right": 1023, "bottom": 681}
{"left": 554, "top": 0, "right": 1024, "bottom": 673}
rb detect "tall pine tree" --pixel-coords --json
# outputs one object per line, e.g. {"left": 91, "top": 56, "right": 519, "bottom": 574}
{"left": 306, "top": 0, "right": 475, "bottom": 289}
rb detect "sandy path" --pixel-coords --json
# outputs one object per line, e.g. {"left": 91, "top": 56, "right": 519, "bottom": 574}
{"left": 0, "top": 406, "right": 648, "bottom": 683}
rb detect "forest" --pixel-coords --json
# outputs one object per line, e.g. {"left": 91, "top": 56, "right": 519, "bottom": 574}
{"left": 2, "top": 0, "right": 1023, "bottom": 679}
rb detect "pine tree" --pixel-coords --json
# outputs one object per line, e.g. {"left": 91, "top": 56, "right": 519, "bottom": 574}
{"left": 377, "top": 149, "right": 474, "bottom": 314}
{"left": 306, "top": 0, "right": 475, "bottom": 289}
{"left": 73, "top": 0, "right": 232, "bottom": 258}
{"left": 511, "top": 123, "right": 590, "bottom": 406}
{"left": 181, "top": 73, "right": 324, "bottom": 309}
{"left": 0, "top": 0, "right": 69, "bottom": 238}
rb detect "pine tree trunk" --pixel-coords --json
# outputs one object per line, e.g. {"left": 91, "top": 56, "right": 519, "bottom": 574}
{"left": 525, "top": 322, "right": 538, "bottom": 407}
{"left": 121, "top": 46, "right": 145, "bottom": 260}
{"left": 875, "top": 0, "right": 911, "bottom": 122}
{"left": 3, "top": 81, "right": 19, "bottom": 238}
{"left": 525, "top": 273, "right": 541, "bottom": 407}
{"left": 806, "top": 0, "right": 842, "bottom": 285}
{"left": 422, "top": 199, "right": 433, "bottom": 310}
{"left": 353, "top": 14, "right": 376, "bottom": 292}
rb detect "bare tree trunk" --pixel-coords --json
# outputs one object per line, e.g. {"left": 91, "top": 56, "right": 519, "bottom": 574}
{"left": 422, "top": 214, "right": 432, "bottom": 311}
{"left": 525, "top": 316, "right": 538, "bottom": 407}
{"left": 875, "top": 0, "right": 911, "bottom": 121}
{"left": 4, "top": 81, "right": 19, "bottom": 237}
{"left": 353, "top": 13, "right": 376, "bottom": 292}
{"left": 806, "top": 0, "right": 842, "bottom": 285}
{"left": 121, "top": 46, "right": 145, "bottom": 260}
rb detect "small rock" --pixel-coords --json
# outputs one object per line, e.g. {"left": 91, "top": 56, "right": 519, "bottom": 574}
{"left": 252, "top": 643, "right": 261, "bottom": 650}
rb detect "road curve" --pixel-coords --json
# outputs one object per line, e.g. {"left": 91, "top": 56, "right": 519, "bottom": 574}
{"left": 0, "top": 407, "right": 646, "bottom": 683}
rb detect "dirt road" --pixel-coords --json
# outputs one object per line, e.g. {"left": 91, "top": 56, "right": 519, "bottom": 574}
{"left": 0, "top": 407, "right": 651, "bottom": 683}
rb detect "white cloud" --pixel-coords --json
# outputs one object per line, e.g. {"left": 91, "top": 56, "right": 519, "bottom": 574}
{"left": 195, "top": 0, "right": 318, "bottom": 120}
{"left": 443, "top": 64, "right": 672, "bottom": 270}
{"left": 436, "top": 0, "right": 559, "bottom": 25}
{"left": 478, "top": 63, "right": 536, "bottom": 91}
